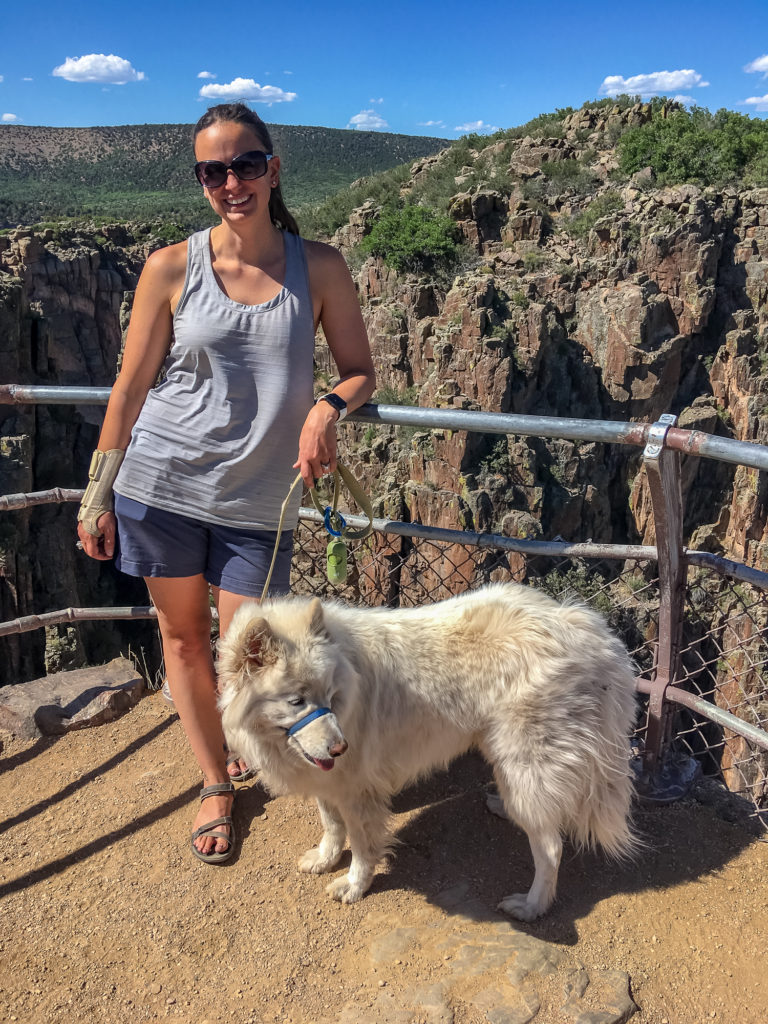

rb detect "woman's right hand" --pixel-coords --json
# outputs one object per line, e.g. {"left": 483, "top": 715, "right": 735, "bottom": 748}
{"left": 77, "top": 512, "right": 117, "bottom": 560}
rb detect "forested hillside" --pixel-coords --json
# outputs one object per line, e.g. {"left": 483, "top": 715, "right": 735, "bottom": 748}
{"left": 0, "top": 121, "right": 448, "bottom": 231}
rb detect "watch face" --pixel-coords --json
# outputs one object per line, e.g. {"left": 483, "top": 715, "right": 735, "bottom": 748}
{"left": 321, "top": 394, "right": 347, "bottom": 412}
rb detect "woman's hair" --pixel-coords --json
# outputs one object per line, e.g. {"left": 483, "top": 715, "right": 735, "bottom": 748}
{"left": 193, "top": 103, "right": 299, "bottom": 235}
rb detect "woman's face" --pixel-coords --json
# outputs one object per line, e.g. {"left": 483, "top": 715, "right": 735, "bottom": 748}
{"left": 194, "top": 120, "right": 280, "bottom": 225}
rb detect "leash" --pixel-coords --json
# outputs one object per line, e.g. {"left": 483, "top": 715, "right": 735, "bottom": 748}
{"left": 260, "top": 461, "right": 373, "bottom": 601}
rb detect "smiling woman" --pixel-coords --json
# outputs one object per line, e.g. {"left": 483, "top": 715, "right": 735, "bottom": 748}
{"left": 75, "top": 100, "right": 375, "bottom": 867}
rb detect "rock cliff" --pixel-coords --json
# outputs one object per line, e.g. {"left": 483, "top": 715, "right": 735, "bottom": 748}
{"left": 0, "top": 225, "right": 160, "bottom": 682}
{"left": 2, "top": 103, "right": 768, "bottom": 692}
{"left": 324, "top": 105, "right": 768, "bottom": 578}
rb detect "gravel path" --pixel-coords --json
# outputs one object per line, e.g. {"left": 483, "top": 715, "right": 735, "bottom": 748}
{"left": 1, "top": 693, "right": 766, "bottom": 1024}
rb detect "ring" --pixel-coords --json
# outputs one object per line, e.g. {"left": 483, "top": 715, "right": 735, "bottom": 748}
{"left": 321, "top": 462, "right": 331, "bottom": 470}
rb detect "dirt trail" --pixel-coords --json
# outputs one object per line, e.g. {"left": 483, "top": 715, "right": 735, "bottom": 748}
{"left": 1, "top": 693, "right": 766, "bottom": 1024}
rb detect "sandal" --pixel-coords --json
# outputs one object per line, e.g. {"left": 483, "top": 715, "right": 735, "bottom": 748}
{"left": 190, "top": 782, "right": 236, "bottom": 864}
{"left": 226, "top": 753, "right": 257, "bottom": 783}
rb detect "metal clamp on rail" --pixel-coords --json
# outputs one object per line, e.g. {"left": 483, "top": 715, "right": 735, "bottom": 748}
{"left": 643, "top": 413, "right": 677, "bottom": 460}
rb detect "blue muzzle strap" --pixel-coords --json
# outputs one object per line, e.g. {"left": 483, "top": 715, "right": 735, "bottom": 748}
{"left": 286, "top": 707, "right": 332, "bottom": 737}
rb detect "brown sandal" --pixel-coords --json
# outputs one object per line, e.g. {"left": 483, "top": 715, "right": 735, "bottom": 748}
{"left": 190, "top": 782, "right": 236, "bottom": 864}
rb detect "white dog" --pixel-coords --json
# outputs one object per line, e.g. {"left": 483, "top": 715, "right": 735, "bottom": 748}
{"left": 217, "top": 583, "right": 637, "bottom": 921}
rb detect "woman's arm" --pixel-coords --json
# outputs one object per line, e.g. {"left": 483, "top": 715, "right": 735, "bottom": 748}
{"left": 295, "top": 242, "right": 376, "bottom": 488}
{"left": 77, "top": 243, "right": 186, "bottom": 558}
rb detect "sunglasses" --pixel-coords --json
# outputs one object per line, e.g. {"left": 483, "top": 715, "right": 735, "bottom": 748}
{"left": 194, "top": 150, "right": 273, "bottom": 189}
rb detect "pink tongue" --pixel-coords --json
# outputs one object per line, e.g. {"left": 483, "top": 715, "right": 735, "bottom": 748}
{"left": 314, "top": 758, "right": 335, "bottom": 771}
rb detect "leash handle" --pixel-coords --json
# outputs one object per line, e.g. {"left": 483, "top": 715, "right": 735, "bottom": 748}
{"left": 261, "top": 460, "right": 373, "bottom": 601}
{"left": 310, "top": 461, "right": 373, "bottom": 541}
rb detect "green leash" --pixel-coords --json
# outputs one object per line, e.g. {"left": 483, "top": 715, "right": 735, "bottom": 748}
{"left": 260, "top": 462, "right": 373, "bottom": 601}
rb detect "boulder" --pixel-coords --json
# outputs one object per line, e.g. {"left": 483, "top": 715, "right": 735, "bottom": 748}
{"left": 0, "top": 657, "right": 145, "bottom": 740}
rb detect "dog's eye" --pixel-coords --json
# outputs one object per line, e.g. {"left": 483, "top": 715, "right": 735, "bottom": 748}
{"left": 288, "top": 696, "right": 306, "bottom": 707}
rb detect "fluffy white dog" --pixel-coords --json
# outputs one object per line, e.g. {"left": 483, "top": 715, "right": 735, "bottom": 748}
{"left": 218, "top": 583, "right": 637, "bottom": 920}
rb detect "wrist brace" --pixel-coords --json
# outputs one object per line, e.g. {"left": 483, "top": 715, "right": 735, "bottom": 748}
{"left": 77, "top": 449, "right": 125, "bottom": 537}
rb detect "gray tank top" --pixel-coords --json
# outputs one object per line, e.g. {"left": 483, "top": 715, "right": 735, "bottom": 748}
{"left": 114, "top": 228, "right": 315, "bottom": 530}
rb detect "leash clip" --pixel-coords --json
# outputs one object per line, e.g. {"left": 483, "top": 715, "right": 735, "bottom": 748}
{"left": 323, "top": 506, "right": 347, "bottom": 538}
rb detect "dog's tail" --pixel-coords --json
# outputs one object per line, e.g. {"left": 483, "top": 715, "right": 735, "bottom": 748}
{"left": 568, "top": 757, "right": 639, "bottom": 860}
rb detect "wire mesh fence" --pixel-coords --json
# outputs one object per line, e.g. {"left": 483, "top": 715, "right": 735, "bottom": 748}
{"left": 676, "top": 567, "right": 768, "bottom": 814}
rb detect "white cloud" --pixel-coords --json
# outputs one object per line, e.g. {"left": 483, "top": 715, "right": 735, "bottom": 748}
{"left": 744, "top": 94, "right": 768, "bottom": 111}
{"left": 199, "top": 78, "right": 296, "bottom": 103}
{"left": 347, "top": 109, "right": 389, "bottom": 130}
{"left": 370, "top": 97, "right": 384, "bottom": 104}
{"left": 23, "top": 77, "right": 33, "bottom": 82}
{"left": 599, "top": 69, "right": 708, "bottom": 98}
{"left": 744, "top": 55, "right": 768, "bottom": 77}
{"left": 454, "top": 119, "right": 499, "bottom": 133}
{"left": 197, "top": 70, "right": 216, "bottom": 79}
{"left": 52, "top": 54, "right": 145, "bottom": 84}
{"left": 418, "top": 119, "right": 445, "bottom": 127}
{"left": 672, "top": 94, "right": 694, "bottom": 105}
{"left": 0, "top": 75, "right": 4, "bottom": 83}
{"left": 2, "top": 113, "right": 20, "bottom": 123}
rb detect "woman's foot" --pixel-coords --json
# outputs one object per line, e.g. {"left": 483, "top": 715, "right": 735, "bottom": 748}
{"left": 226, "top": 753, "right": 256, "bottom": 783}
{"left": 191, "top": 782, "right": 236, "bottom": 862}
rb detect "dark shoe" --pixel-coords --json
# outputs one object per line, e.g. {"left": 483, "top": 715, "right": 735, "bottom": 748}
{"left": 190, "top": 782, "right": 236, "bottom": 864}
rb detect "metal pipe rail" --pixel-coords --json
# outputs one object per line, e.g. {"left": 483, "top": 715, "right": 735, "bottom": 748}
{"left": 3, "top": 385, "right": 768, "bottom": 473}
{"left": 3, "top": 384, "right": 768, "bottom": 814}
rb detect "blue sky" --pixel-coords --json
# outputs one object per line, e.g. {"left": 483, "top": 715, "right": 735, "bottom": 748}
{"left": 2, "top": 0, "right": 768, "bottom": 135}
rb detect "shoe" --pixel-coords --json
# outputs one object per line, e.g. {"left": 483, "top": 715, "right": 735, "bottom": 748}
{"left": 226, "top": 753, "right": 257, "bottom": 783}
{"left": 161, "top": 677, "right": 174, "bottom": 707}
{"left": 190, "top": 782, "right": 236, "bottom": 864}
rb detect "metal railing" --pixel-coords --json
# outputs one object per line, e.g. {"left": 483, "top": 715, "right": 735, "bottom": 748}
{"left": 2, "top": 386, "right": 767, "bottom": 824}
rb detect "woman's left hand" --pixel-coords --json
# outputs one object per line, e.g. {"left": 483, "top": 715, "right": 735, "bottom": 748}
{"left": 294, "top": 401, "right": 339, "bottom": 489}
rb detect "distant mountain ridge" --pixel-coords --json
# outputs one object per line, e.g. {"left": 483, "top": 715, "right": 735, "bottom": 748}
{"left": 0, "top": 122, "right": 449, "bottom": 229}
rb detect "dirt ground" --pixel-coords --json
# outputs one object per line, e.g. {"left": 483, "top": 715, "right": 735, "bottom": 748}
{"left": 1, "top": 692, "right": 766, "bottom": 1024}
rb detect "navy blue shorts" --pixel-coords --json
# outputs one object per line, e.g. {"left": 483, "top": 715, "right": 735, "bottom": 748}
{"left": 114, "top": 494, "right": 293, "bottom": 597}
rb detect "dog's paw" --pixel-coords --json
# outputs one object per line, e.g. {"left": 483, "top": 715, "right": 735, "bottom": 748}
{"left": 326, "top": 875, "right": 366, "bottom": 904}
{"left": 497, "top": 893, "right": 549, "bottom": 922}
{"left": 298, "top": 847, "right": 341, "bottom": 875}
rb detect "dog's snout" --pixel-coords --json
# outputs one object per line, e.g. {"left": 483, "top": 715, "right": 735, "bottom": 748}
{"left": 329, "top": 739, "right": 348, "bottom": 758}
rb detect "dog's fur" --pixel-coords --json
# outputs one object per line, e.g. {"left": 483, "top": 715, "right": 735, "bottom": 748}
{"left": 217, "top": 583, "right": 637, "bottom": 920}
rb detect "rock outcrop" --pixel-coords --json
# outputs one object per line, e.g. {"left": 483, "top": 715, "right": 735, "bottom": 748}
{"left": 0, "top": 226, "right": 160, "bottom": 684}
{"left": 3, "top": 107, "right": 768, "bottom": 708}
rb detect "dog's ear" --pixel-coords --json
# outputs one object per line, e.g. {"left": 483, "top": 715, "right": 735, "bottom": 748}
{"left": 242, "top": 617, "right": 279, "bottom": 667}
{"left": 307, "top": 598, "right": 329, "bottom": 639}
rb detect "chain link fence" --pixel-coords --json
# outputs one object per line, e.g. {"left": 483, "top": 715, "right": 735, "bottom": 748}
{"left": 291, "top": 516, "right": 767, "bottom": 825}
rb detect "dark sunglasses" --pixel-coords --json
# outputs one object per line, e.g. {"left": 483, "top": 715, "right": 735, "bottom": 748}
{"left": 194, "top": 150, "right": 273, "bottom": 189}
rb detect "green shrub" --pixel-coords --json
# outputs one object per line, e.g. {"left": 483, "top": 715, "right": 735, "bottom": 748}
{"left": 566, "top": 190, "right": 623, "bottom": 238}
{"left": 618, "top": 105, "right": 768, "bottom": 187}
{"left": 360, "top": 204, "right": 459, "bottom": 273}
{"left": 522, "top": 249, "right": 547, "bottom": 271}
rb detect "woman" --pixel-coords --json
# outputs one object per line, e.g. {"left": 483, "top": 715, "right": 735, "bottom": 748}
{"left": 77, "top": 103, "right": 375, "bottom": 864}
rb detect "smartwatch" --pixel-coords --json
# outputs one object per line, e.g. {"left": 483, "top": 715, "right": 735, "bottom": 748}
{"left": 316, "top": 393, "right": 348, "bottom": 421}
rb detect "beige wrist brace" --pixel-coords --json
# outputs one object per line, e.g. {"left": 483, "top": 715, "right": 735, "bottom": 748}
{"left": 77, "top": 449, "right": 125, "bottom": 536}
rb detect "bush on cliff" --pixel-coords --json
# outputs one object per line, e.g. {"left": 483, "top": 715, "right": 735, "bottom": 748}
{"left": 618, "top": 106, "right": 768, "bottom": 187}
{"left": 359, "top": 204, "right": 459, "bottom": 272}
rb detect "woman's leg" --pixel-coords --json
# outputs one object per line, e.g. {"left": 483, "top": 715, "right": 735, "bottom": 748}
{"left": 213, "top": 586, "right": 257, "bottom": 638}
{"left": 146, "top": 573, "right": 233, "bottom": 857}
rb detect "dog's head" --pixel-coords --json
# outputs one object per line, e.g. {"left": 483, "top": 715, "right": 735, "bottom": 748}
{"left": 218, "top": 597, "right": 351, "bottom": 771}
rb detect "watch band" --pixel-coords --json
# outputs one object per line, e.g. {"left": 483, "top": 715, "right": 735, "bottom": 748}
{"left": 316, "top": 393, "right": 348, "bottom": 421}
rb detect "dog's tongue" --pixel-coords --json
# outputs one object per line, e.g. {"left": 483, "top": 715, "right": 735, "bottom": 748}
{"left": 313, "top": 757, "right": 335, "bottom": 771}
